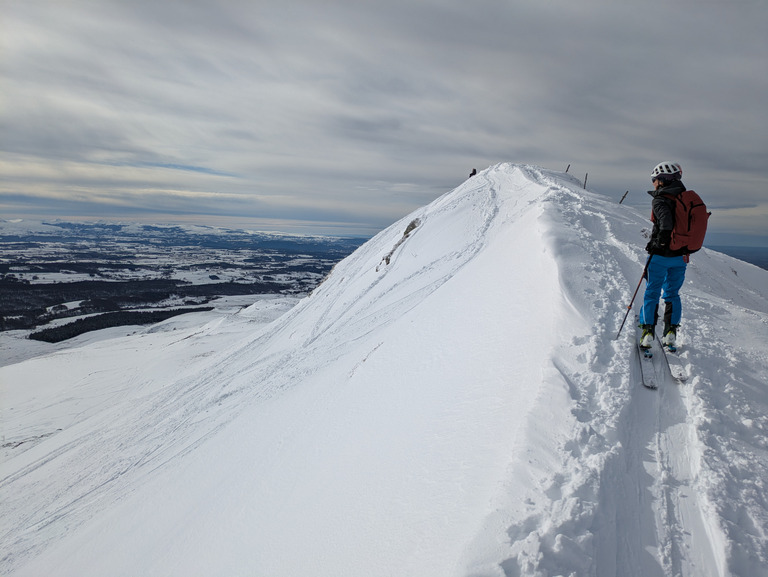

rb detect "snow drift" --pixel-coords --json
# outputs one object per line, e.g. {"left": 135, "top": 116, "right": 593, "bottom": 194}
{"left": 2, "top": 163, "right": 767, "bottom": 576}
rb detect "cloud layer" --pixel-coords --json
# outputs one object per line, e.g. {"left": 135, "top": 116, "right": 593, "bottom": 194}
{"left": 2, "top": 0, "right": 767, "bottom": 240}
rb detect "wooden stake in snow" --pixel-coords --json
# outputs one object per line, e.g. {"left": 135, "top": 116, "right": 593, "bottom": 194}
{"left": 620, "top": 191, "right": 629, "bottom": 204}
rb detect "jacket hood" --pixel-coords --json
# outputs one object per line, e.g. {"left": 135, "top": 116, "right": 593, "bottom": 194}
{"left": 647, "top": 180, "right": 686, "bottom": 199}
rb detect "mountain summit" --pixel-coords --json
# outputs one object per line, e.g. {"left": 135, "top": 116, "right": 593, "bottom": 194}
{"left": 3, "top": 163, "right": 767, "bottom": 576}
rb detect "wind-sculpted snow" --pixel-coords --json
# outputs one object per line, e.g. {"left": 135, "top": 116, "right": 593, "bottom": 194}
{"left": 2, "top": 163, "right": 767, "bottom": 576}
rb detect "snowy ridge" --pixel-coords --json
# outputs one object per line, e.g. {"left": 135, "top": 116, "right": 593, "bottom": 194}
{"left": 2, "top": 163, "right": 767, "bottom": 576}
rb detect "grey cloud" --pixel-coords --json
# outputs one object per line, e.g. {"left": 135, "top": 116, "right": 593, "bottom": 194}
{"left": 2, "top": 0, "right": 767, "bottom": 242}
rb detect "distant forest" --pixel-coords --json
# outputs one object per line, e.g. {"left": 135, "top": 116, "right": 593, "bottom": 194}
{"left": 0, "top": 277, "right": 286, "bottom": 332}
{"left": 0, "top": 220, "right": 365, "bottom": 341}
{"left": 28, "top": 307, "right": 214, "bottom": 343}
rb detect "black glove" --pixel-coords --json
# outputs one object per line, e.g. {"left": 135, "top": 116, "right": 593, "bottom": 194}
{"left": 646, "top": 230, "right": 672, "bottom": 255}
{"left": 657, "top": 230, "right": 671, "bottom": 251}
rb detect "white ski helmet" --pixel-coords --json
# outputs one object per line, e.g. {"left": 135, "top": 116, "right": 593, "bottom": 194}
{"left": 651, "top": 161, "right": 682, "bottom": 179}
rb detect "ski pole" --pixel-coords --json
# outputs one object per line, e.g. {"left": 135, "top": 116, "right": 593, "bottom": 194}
{"left": 615, "top": 255, "right": 652, "bottom": 340}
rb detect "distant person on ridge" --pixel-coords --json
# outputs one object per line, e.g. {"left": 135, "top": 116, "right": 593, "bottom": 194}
{"left": 638, "top": 161, "right": 688, "bottom": 350}
{"left": 469, "top": 168, "right": 476, "bottom": 178}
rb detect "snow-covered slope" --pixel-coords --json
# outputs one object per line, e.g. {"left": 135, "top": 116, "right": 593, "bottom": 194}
{"left": 2, "top": 164, "right": 767, "bottom": 576}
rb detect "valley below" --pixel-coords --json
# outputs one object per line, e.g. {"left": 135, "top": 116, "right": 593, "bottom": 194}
{"left": 0, "top": 219, "right": 364, "bottom": 356}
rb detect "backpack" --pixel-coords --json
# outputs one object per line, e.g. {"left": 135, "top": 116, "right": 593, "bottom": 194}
{"left": 660, "top": 189, "right": 710, "bottom": 253}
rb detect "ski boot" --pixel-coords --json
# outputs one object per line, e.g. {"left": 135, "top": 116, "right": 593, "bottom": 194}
{"left": 639, "top": 325, "right": 655, "bottom": 349}
{"left": 662, "top": 325, "right": 679, "bottom": 351}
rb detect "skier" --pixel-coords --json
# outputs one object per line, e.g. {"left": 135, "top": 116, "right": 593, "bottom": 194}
{"left": 469, "top": 168, "right": 477, "bottom": 178}
{"left": 639, "top": 161, "right": 688, "bottom": 350}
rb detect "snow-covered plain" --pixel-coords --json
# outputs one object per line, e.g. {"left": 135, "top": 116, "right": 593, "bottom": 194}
{"left": 2, "top": 164, "right": 767, "bottom": 576}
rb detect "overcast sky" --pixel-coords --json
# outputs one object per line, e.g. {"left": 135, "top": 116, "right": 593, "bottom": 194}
{"left": 2, "top": 0, "right": 767, "bottom": 243}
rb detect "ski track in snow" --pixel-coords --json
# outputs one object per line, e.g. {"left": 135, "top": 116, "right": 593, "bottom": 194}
{"left": 467, "top": 167, "right": 767, "bottom": 576}
{"left": 0, "top": 165, "right": 516, "bottom": 573}
{"left": 2, "top": 163, "right": 768, "bottom": 576}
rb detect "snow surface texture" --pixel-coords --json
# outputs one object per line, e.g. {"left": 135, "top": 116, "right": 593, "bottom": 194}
{"left": 2, "top": 164, "right": 767, "bottom": 576}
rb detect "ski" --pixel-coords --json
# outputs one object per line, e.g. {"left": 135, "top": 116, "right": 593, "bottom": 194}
{"left": 635, "top": 316, "right": 658, "bottom": 389}
{"left": 657, "top": 335, "right": 688, "bottom": 382}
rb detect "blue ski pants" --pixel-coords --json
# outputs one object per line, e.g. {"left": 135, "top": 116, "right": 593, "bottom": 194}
{"left": 639, "top": 255, "right": 687, "bottom": 327}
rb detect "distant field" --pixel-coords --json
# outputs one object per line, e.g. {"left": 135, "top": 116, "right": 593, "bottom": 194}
{"left": 709, "top": 246, "right": 768, "bottom": 270}
{"left": 0, "top": 220, "right": 366, "bottom": 337}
